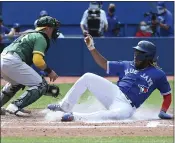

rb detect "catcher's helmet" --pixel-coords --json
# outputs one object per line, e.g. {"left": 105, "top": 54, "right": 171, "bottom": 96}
{"left": 133, "top": 40, "right": 156, "bottom": 61}
{"left": 35, "top": 16, "right": 60, "bottom": 31}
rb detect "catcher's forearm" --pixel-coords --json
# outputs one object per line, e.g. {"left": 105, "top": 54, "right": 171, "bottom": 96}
{"left": 90, "top": 49, "right": 107, "bottom": 70}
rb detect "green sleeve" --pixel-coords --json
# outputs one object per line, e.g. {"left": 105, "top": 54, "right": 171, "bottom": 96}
{"left": 33, "top": 33, "right": 47, "bottom": 56}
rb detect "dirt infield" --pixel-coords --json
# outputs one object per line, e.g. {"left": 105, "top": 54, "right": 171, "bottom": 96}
{"left": 1, "top": 76, "right": 174, "bottom": 137}
{"left": 1, "top": 111, "right": 174, "bottom": 137}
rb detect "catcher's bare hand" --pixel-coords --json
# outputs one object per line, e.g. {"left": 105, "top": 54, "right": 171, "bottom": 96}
{"left": 84, "top": 34, "right": 95, "bottom": 51}
{"left": 48, "top": 70, "right": 58, "bottom": 82}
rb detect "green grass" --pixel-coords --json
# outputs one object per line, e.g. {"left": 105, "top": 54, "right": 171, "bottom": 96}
{"left": 1, "top": 81, "right": 174, "bottom": 143}
{"left": 1, "top": 136, "right": 173, "bottom": 143}
{"left": 3, "top": 81, "right": 174, "bottom": 109}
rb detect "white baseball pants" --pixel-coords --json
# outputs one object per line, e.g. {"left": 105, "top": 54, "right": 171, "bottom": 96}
{"left": 59, "top": 73, "right": 136, "bottom": 120}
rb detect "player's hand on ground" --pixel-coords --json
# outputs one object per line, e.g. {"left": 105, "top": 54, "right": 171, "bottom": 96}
{"left": 84, "top": 34, "right": 95, "bottom": 51}
{"left": 158, "top": 110, "right": 173, "bottom": 120}
{"left": 48, "top": 70, "right": 58, "bottom": 82}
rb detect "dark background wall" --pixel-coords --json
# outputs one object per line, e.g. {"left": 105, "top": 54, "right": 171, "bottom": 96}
{"left": 1, "top": 2, "right": 174, "bottom": 76}
{"left": 45, "top": 38, "right": 174, "bottom": 76}
{"left": 1, "top": 1, "right": 174, "bottom": 36}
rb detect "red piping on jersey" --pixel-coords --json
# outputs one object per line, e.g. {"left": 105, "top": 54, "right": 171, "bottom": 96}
{"left": 161, "top": 94, "right": 171, "bottom": 112}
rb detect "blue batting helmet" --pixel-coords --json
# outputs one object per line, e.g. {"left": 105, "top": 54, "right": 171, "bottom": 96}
{"left": 133, "top": 40, "right": 156, "bottom": 61}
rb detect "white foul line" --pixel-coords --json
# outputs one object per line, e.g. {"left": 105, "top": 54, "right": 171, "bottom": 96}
{"left": 146, "top": 121, "right": 160, "bottom": 127}
{"left": 0, "top": 125, "right": 154, "bottom": 129}
{"left": 1, "top": 125, "right": 173, "bottom": 129}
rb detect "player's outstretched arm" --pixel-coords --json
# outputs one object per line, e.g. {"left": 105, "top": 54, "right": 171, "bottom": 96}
{"left": 84, "top": 34, "right": 107, "bottom": 70}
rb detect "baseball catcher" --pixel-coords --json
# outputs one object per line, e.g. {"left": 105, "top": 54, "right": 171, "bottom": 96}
{"left": 1, "top": 16, "right": 60, "bottom": 116}
{"left": 48, "top": 34, "right": 173, "bottom": 121}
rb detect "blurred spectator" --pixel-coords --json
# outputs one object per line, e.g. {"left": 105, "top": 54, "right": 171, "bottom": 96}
{"left": 8, "top": 23, "right": 21, "bottom": 38}
{"left": 34, "top": 10, "right": 49, "bottom": 28}
{"left": 105, "top": 3, "right": 121, "bottom": 37}
{"left": 152, "top": 2, "right": 173, "bottom": 37}
{"left": 135, "top": 21, "right": 152, "bottom": 37}
{"left": 80, "top": 2, "right": 108, "bottom": 37}
{"left": 0, "top": 16, "right": 10, "bottom": 53}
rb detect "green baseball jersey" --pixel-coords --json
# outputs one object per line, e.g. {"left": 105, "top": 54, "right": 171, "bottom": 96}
{"left": 3, "top": 32, "right": 49, "bottom": 65}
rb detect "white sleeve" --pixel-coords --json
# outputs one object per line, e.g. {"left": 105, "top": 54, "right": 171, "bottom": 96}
{"left": 101, "top": 10, "right": 108, "bottom": 25}
{"left": 80, "top": 10, "right": 88, "bottom": 25}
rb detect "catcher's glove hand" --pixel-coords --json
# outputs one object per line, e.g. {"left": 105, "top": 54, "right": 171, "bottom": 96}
{"left": 47, "top": 84, "right": 60, "bottom": 98}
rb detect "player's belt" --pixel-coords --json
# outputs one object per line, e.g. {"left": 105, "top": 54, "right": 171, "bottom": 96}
{"left": 124, "top": 94, "right": 136, "bottom": 108}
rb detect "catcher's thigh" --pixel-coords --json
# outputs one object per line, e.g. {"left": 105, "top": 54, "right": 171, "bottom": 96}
{"left": 1, "top": 52, "right": 42, "bottom": 86}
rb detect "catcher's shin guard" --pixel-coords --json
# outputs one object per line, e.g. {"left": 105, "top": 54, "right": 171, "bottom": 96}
{"left": 0, "top": 83, "right": 25, "bottom": 107}
{"left": 11, "top": 78, "right": 48, "bottom": 109}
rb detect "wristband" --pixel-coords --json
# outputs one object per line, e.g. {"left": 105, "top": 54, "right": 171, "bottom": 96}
{"left": 89, "top": 46, "right": 95, "bottom": 51}
{"left": 44, "top": 66, "right": 52, "bottom": 74}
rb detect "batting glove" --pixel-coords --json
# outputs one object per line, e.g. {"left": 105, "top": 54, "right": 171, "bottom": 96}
{"left": 84, "top": 34, "right": 95, "bottom": 51}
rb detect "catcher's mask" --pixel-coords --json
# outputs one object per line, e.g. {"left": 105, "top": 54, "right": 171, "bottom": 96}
{"left": 35, "top": 16, "right": 61, "bottom": 40}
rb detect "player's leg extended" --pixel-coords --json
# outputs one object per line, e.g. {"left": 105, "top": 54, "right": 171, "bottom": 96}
{"left": 50, "top": 73, "right": 118, "bottom": 112}
{"left": 73, "top": 101, "right": 135, "bottom": 121}
{"left": 1, "top": 52, "right": 48, "bottom": 116}
{"left": 60, "top": 74, "right": 135, "bottom": 121}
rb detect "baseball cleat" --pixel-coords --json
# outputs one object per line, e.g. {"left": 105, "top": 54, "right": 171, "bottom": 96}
{"left": 61, "top": 112, "right": 74, "bottom": 122}
{"left": 6, "top": 103, "right": 31, "bottom": 117}
{"left": 47, "top": 104, "right": 63, "bottom": 111}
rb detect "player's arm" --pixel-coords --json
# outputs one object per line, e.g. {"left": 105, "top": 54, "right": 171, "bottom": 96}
{"left": 33, "top": 35, "right": 58, "bottom": 81}
{"left": 102, "top": 10, "right": 108, "bottom": 32}
{"left": 156, "top": 75, "right": 173, "bottom": 119}
{"left": 80, "top": 10, "right": 89, "bottom": 35}
{"left": 33, "top": 36, "right": 50, "bottom": 72}
{"left": 32, "top": 53, "right": 47, "bottom": 70}
{"left": 84, "top": 34, "right": 107, "bottom": 70}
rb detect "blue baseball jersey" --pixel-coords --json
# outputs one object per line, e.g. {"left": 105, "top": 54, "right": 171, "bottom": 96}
{"left": 107, "top": 61, "right": 171, "bottom": 108}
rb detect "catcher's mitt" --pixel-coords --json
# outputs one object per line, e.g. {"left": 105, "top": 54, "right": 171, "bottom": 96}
{"left": 47, "top": 84, "right": 60, "bottom": 98}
